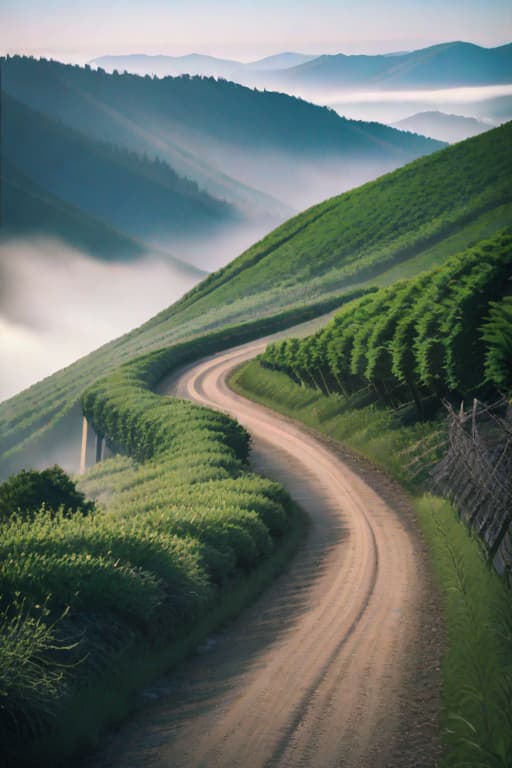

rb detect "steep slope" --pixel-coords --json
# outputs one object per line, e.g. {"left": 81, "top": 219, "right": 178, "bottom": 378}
{"left": 275, "top": 41, "right": 512, "bottom": 95}
{"left": 2, "top": 93, "right": 238, "bottom": 247}
{"left": 1, "top": 161, "right": 147, "bottom": 264}
{"left": 1, "top": 56, "right": 443, "bottom": 211}
{"left": 391, "top": 111, "right": 493, "bottom": 143}
{"left": 1, "top": 122, "right": 510, "bottom": 475}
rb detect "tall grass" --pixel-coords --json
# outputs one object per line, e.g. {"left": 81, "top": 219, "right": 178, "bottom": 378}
{"left": 231, "top": 359, "right": 512, "bottom": 767}
{"left": 416, "top": 497, "right": 512, "bottom": 768}
{"left": 230, "top": 360, "right": 445, "bottom": 489}
{"left": 0, "top": 339, "right": 304, "bottom": 765}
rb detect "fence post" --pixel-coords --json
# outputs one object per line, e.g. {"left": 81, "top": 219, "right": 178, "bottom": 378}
{"left": 79, "top": 417, "right": 88, "bottom": 475}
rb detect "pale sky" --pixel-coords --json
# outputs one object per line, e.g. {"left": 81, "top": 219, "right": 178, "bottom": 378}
{"left": 1, "top": 0, "right": 511, "bottom": 63}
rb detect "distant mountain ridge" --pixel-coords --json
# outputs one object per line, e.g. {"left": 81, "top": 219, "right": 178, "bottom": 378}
{"left": 391, "top": 110, "right": 493, "bottom": 143}
{"left": 90, "top": 53, "right": 241, "bottom": 78}
{"left": 2, "top": 92, "right": 238, "bottom": 251}
{"left": 90, "top": 42, "right": 512, "bottom": 94}
{"left": 89, "top": 51, "right": 317, "bottom": 78}
{"left": 2, "top": 56, "right": 443, "bottom": 214}
{"left": 275, "top": 41, "right": 512, "bottom": 94}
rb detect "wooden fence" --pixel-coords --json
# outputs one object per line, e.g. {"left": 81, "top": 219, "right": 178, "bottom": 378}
{"left": 432, "top": 398, "right": 512, "bottom": 581}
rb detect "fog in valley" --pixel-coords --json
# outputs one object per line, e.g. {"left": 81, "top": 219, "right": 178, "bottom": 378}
{"left": 0, "top": 238, "right": 202, "bottom": 402}
{"left": 3, "top": 60, "right": 511, "bottom": 404}
{"left": 322, "top": 83, "right": 512, "bottom": 125}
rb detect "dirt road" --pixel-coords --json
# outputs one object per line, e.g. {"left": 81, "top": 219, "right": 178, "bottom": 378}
{"left": 86, "top": 338, "right": 441, "bottom": 768}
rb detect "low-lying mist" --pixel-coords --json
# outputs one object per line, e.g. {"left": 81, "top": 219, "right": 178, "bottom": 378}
{"left": 200, "top": 146, "right": 403, "bottom": 211}
{"left": 321, "top": 84, "right": 512, "bottom": 124}
{"left": 0, "top": 238, "right": 202, "bottom": 402}
{"left": 162, "top": 219, "right": 279, "bottom": 272}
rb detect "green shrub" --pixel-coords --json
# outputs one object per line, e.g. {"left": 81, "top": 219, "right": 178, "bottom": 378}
{"left": 0, "top": 466, "right": 94, "bottom": 523}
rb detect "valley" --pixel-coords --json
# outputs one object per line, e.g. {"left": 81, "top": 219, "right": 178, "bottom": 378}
{"left": 1, "top": 22, "right": 511, "bottom": 767}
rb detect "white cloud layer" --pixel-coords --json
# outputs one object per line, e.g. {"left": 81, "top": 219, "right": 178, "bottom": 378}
{"left": 0, "top": 238, "right": 200, "bottom": 402}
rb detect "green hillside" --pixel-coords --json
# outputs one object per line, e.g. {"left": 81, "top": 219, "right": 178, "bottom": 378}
{"left": 1, "top": 122, "right": 511, "bottom": 476}
{"left": 231, "top": 232, "right": 512, "bottom": 768}
{"left": 0, "top": 345, "right": 298, "bottom": 764}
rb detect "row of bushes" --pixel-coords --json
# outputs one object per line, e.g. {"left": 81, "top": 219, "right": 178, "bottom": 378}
{"left": 0, "top": 285, "right": 370, "bottom": 475}
{"left": 3, "top": 305, "right": 349, "bottom": 763}
{"left": 261, "top": 231, "right": 512, "bottom": 411}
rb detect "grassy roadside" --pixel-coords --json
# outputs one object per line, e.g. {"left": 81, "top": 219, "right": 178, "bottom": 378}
{"left": 230, "top": 361, "right": 512, "bottom": 768}
{"left": 16, "top": 501, "right": 308, "bottom": 767}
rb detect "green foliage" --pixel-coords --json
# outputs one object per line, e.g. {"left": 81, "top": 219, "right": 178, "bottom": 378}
{"left": 0, "top": 337, "right": 295, "bottom": 761}
{"left": 0, "top": 466, "right": 94, "bottom": 523}
{"left": 261, "top": 232, "right": 512, "bottom": 410}
{"left": 2, "top": 123, "right": 511, "bottom": 474}
{"left": 232, "top": 356, "right": 512, "bottom": 768}
{"left": 481, "top": 296, "right": 512, "bottom": 395}
{"left": 416, "top": 496, "right": 512, "bottom": 768}
{"left": 0, "top": 601, "right": 74, "bottom": 760}
{"left": 231, "top": 359, "right": 445, "bottom": 491}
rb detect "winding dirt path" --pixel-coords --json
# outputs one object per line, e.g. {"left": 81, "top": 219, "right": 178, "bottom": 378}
{"left": 85, "top": 337, "right": 441, "bottom": 768}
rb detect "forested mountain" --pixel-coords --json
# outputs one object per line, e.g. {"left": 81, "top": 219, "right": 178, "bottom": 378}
{"left": 2, "top": 93, "right": 238, "bottom": 249}
{"left": 1, "top": 161, "right": 144, "bottom": 262}
{"left": 1, "top": 121, "right": 510, "bottom": 476}
{"left": 273, "top": 42, "right": 512, "bottom": 95}
{"left": 392, "top": 111, "right": 492, "bottom": 143}
{"left": 91, "top": 43, "right": 512, "bottom": 93}
{"left": 1, "top": 56, "right": 443, "bottom": 211}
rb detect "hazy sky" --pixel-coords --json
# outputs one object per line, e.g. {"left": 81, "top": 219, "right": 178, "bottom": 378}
{"left": 1, "top": 0, "right": 511, "bottom": 62}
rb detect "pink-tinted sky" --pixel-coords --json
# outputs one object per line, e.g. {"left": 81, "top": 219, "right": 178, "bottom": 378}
{"left": 1, "top": 0, "right": 511, "bottom": 63}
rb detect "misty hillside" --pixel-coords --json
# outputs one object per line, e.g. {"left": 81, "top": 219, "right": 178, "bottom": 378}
{"left": 1, "top": 161, "right": 142, "bottom": 262}
{"left": 240, "top": 52, "right": 317, "bottom": 71}
{"left": 91, "top": 51, "right": 317, "bottom": 77}
{"left": 1, "top": 57, "right": 288, "bottom": 222}
{"left": 90, "top": 52, "right": 241, "bottom": 78}
{"left": 272, "top": 42, "right": 512, "bottom": 94}
{"left": 1, "top": 56, "right": 443, "bottom": 211}
{"left": 392, "top": 111, "right": 493, "bottom": 144}
{"left": 470, "top": 93, "right": 512, "bottom": 124}
{"left": 2, "top": 93, "right": 238, "bottom": 248}
{"left": 1, "top": 121, "right": 510, "bottom": 476}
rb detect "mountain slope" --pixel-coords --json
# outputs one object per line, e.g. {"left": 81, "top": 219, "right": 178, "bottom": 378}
{"left": 240, "top": 52, "right": 317, "bottom": 71}
{"left": 1, "top": 122, "right": 510, "bottom": 476}
{"left": 1, "top": 161, "right": 141, "bottom": 263}
{"left": 275, "top": 42, "right": 512, "bottom": 94}
{"left": 392, "top": 111, "right": 493, "bottom": 143}
{"left": 2, "top": 93, "right": 238, "bottom": 247}
{"left": 1, "top": 56, "right": 443, "bottom": 211}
